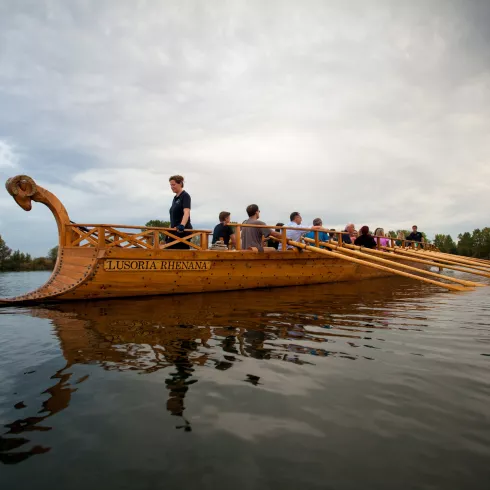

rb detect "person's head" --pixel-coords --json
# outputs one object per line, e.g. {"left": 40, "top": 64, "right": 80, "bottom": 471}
{"left": 360, "top": 225, "right": 370, "bottom": 235}
{"left": 290, "top": 212, "right": 302, "bottom": 224}
{"left": 412, "top": 225, "right": 418, "bottom": 232}
{"left": 397, "top": 231, "right": 405, "bottom": 239}
{"left": 219, "top": 211, "right": 231, "bottom": 224}
{"left": 275, "top": 222, "right": 284, "bottom": 232}
{"left": 374, "top": 227, "right": 384, "bottom": 236}
{"left": 312, "top": 218, "right": 323, "bottom": 227}
{"left": 169, "top": 175, "right": 184, "bottom": 194}
{"left": 246, "top": 204, "right": 260, "bottom": 218}
{"left": 345, "top": 223, "right": 355, "bottom": 233}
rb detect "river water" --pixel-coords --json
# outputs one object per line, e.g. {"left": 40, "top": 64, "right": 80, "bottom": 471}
{"left": 0, "top": 271, "right": 489, "bottom": 489}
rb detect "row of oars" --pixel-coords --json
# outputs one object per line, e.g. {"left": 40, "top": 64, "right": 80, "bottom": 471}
{"left": 279, "top": 237, "right": 489, "bottom": 292}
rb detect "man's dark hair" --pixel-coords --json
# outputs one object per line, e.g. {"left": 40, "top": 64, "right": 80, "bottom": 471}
{"left": 219, "top": 211, "right": 230, "bottom": 222}
{"left": 290, "top": 211, "right": 300, "bottom": 222}
{"left": 275, "top": 222, "right": 284, "bottom": 232}
{"left": 412, "top": 225, "right": 418, "bottom": 229}
{"left": 246, "top": 204, "right": 259, "bottom": 217}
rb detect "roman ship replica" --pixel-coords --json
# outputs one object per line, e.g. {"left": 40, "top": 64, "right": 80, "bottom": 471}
{"left": 0, "top": 175, "right": 488, "bottom": 305}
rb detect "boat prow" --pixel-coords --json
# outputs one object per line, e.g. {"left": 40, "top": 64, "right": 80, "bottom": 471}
{"left": 1, "top": 175, "right": 100, "bottom": 304}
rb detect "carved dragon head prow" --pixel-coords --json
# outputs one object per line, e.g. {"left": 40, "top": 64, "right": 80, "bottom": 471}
{"left": 5, "top": 175, "right": 71, "bottom": 237}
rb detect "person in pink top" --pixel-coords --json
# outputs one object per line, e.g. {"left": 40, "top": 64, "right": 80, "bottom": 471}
{"left": 374, "top": 228, "right": 390, "bottom": 248}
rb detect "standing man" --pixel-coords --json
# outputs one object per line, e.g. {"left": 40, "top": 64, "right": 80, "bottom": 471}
{"left": 241, "top": 204, "right": 281, "bottom": 251}
{"left": 407, "top": 225, "right": 424, "bottom": 247}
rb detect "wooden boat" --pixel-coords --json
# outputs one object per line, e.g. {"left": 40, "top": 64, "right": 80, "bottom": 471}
{"left": 0, "top": 175, "right": 482, "bottom": 305}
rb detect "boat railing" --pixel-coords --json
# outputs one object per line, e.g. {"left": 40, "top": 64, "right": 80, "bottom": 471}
{"left": 64, "top": 224, "right": 213, "bottom": 250}
{"left": 236, "top": 224, "right": 437, "bottom": 251}
{"left": 63, "top": 223, "right": 437, "bottom": 252}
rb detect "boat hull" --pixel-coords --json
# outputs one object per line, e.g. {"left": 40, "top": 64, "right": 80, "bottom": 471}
{"left": 0, "top": 247, "right": 426, "bottom": 305}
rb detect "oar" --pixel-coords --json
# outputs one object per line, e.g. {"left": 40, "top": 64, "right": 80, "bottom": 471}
{"left": 384, "top": 247, "right": 490, "bottom": 278}
{"left": 340, "top": 242, "right": 490, "bottom": 280}
{"left": 303, "top": 238, "right": 482, "bottom": 288}
{"left": 415, "top": 250, "right": 490, "bottom": 271}
{"left": 285, "top": 239, "right": 467, "bottom": 292}
{"left": 420, "top": 248, "right": 490, "bottom": 266}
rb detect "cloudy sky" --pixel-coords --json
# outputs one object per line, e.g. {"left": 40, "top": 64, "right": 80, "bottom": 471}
{"left": 0, "top": 0, "right": 489, "bottom": 256}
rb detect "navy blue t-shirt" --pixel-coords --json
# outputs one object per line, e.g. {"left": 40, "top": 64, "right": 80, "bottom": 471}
{"left": 212, "top": 223, "right": 234, "bottom": 245}
{"left": 169, "top": 190, "right": 192, "bottom": 229}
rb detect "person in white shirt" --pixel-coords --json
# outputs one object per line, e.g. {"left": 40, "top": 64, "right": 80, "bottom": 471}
{"left": 278, "top": 212, "right": 320, "bottom": 250}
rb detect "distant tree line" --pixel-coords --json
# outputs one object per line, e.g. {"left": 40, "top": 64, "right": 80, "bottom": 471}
{"left": 432, "top": 228, "right": 490, "bottom": 258}
{"left": 385, "top": 228, "right": 489, "bottom": 258}
{"left": 0, "top": 235, "right": 58, "bottom": 271}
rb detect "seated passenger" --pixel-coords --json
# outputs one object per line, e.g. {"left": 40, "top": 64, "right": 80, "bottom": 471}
{"left": 278, "top": 212, "right": 320, "bottom": 250}
{"left": 341, "top": 223, "right": 355, "bottom": 244}
{"left": 268, "top": 223, "right": 284, "bottom": 249}
{"left": 373, "top": 227, "right": 390, "bottom": 248}
{"left": 395, "top": 231, "right": 405, "bottom": 247}
{"left": 329, "top": 228, "right": 338, "bottom": 241}
{"left": 212, "top": 211, "right": 236, "bottom": 248}
{"left": 354, "top": 226, "right": 377, "bottom": 248}
{"left": 241, "top": 204, "right": 281, "bottom": 251}
{"left": 305, "top": 218, "right": 330, "bottom": 247}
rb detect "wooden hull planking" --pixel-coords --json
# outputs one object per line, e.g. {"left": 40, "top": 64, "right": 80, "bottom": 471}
{"left": 0, "top": 247, "right": 427, "bottom": 305}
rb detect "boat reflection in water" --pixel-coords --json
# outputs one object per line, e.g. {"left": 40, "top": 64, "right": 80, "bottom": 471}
{"left": 0, "top": 277, "right": 435, "bottom": 464}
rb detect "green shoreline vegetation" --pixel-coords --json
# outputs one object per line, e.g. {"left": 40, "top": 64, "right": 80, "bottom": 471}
{"left": 0, "top": 235, "right": 57, "bottom": 272}
{"left": 385, "top": 227, "right": 490, "bottom": 258}
{"left": 1, "top": 225, "right": 488, "bottom": 273}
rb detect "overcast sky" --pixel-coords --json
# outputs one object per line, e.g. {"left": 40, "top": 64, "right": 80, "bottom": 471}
{"left": 1, "top": 0, "right": 489, "bottom": 256}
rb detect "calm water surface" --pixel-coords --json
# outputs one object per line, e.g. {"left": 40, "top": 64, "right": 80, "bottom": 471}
{"left": 0, "top": 271, "right": 489, "bottom": 489}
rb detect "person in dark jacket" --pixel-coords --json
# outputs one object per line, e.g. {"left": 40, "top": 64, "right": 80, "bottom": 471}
{"left": 354, "top": 226, "right": 377, "bottom": 249}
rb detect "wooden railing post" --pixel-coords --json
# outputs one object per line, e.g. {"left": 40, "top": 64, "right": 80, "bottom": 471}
{"left": 235, "top": 225, "right": 241, "bottom": 250}
{"left": 98, "top": 226, "right": 105, "bottom": 248}
{"left": 153, "top": 230, "right": 160, "bottom": 249}
{"left": 338, "top": 231, "right": 343, "bottom": 247}
{"left": 201, "top": 232, "right": 208, "bottom": 250}
{"left": 62, "top": 225, "right": 71, "bottom": 247}
{"left": 315, "top": 230, "right": 319, "bottom": 247}
{"left": 281, "top": 228, "right": 287, "bottom": 250}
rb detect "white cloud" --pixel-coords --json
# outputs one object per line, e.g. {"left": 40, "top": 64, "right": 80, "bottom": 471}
{"left": 0, "top": 140, "right": 18, "bottom": 168}
{"left": 0, "top": 0, "right": 490, "bottom": 255}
